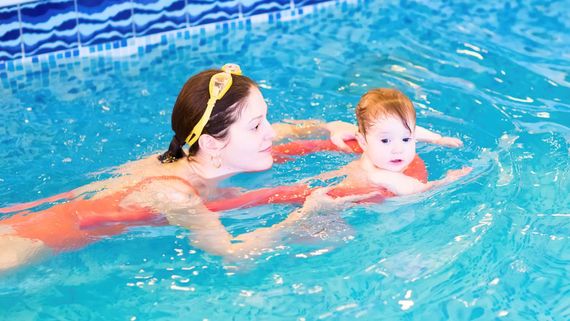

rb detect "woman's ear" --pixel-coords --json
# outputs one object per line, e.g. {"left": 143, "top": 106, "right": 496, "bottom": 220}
{"left": 355, "top": 132, "right": 368, "bottom": 152}
{"left": 197, "top": 134, "right": 224, "bottom": 155}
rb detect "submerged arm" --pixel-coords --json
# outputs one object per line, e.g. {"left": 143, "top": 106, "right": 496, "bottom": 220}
{"left": 171, "top": 202, "right": 308, "bottom": 260}
{"left": 156, "top": 182, "right": 309, "bottom": 260}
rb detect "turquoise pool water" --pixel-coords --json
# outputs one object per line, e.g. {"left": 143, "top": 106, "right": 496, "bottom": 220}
{"left": 1, "top": 0, "right": 569, "bottom": 319}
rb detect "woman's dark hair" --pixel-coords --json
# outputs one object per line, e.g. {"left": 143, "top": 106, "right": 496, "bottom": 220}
{"left": 159, "top": 69, "right": 257, "bottom": 163}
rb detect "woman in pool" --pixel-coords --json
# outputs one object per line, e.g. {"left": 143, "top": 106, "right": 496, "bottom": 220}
{"left": 0, "top": 65, "right": 462, "bottom": 272}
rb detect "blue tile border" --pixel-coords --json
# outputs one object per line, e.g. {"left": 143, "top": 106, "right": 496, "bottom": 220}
{"left": 0, "top": 0, "right": 358, "bottom": 80}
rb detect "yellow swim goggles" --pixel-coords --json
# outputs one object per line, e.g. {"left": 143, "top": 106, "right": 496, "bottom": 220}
{"left": 185, "top": 63, "right": 243, "bottom": 147}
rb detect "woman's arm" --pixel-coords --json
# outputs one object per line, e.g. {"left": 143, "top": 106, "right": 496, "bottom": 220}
{"left": 415, "top": 126, "right": 463, "bottom": 148}
{"left": 153, "top": 181, "right": 309, "bottom": 260}
{"left": 272, "top": 119, "right": 329, "bottom": 141}
{"left": 272, "top": 120, "right": 358, "bottom": 152}
{"left": 272, "top": 121, "right": 463, "bottom": 150}
{"left": 168, "top": 200, "right": 308, "bottom": 260}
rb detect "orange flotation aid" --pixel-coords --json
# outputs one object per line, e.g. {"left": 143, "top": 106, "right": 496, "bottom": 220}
{"left": 206, "top": 139, "right": 428, "bottom": 211}
{"left": 0, "top": 140, "right": 427, "bottom": 251}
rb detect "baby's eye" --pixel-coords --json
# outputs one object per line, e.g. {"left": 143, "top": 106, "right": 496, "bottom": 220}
{"left": 403, "top": 137, "right": 412, "bottom": 142}
{"left": 252, "top": 123, "right": 260, "bottom": 131}
{"left": 381, "top": 138, "right": 389, "bottom": 143}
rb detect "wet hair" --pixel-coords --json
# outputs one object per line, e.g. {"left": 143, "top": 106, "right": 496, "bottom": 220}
{"left": 159, "top": 69, "right": 257, "bottom": 163}
{"left": 355, "top": 88, "right": 416, "bottom": 135}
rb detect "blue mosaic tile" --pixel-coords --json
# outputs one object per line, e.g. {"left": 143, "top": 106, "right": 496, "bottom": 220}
{"left": 20, "top": 0, "right": 79, "bottom": 57}
{"left": 1, "top": 0, "right": 337, "bottom": 72}
{"left": 241, "top": 0, "right": 290, "bottom": 17}
{"left": 133, "top": 0, "right": 187, "bottom": 37}
{"left": 187, "top": 0, "right": 240, "bottom": 26}
{"left": 0, "top": 4, "right": 23, "bottom": 61}
{"left": 77, "top": 0, "right": 134, "bottom": 46}
{"left": 294, "top": 0, "right": 331, "bottom": 8}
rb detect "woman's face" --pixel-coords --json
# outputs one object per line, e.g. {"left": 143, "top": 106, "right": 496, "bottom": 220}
{"left": 219, "top": 86, "right": 275, "bottom": 172}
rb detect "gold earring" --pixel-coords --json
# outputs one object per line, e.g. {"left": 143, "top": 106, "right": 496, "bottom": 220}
{"left": 211, "top": 155, "right": 222, "bottom": 168}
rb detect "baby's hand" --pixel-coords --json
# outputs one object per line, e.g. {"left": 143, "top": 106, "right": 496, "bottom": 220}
{"left": 435, "top": 136, "right": 463, "bottom": 148}
{"left": 444, "top": 167, "right": 472, "bottom": 183}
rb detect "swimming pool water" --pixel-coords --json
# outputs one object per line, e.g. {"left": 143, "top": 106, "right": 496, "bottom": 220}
{"left": 1, "top": 0, "right": 569, "bottom": 319}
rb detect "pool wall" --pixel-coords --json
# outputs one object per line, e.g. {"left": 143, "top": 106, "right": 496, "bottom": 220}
{"left": 0, "top": 0, "right": 341, "bottom": 72}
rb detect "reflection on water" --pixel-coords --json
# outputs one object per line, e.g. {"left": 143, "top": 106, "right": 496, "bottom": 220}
{"left": 0, "top": 0, "right": 569, "bottom": 319}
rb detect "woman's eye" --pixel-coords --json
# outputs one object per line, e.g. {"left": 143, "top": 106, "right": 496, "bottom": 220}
{"left": 381, "top": 139, "right": 389, "bottom": 143}
{"left": 403, "top": 138, "right": 411, "bottom": 142}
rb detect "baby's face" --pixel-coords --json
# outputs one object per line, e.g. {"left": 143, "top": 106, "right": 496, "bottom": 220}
{"left": 362, "top": 115, "right": 416, "bottom": 172}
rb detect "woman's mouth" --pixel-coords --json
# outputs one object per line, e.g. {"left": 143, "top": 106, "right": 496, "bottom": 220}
{"left": 260, "top": 146, "right": 272, "bottom": 153}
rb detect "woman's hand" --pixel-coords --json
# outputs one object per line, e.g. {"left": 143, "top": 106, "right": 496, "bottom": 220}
{"left": 324, "top": 121, "right": 358, "bottom": 152}
{"left": 299, "top": 187, "right": 379, "bottom": 215}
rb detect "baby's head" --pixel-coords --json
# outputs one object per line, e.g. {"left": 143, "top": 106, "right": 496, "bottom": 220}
{"left": 355, "top": 88, "right": 417, "bottom": 172}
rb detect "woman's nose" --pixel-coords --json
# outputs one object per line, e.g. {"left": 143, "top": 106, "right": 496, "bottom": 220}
{"left": 266, "top": 121, "right": 276, "bottom": 140}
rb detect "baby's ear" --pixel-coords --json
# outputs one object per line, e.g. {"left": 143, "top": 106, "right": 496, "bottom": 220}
{"left": 355, "top": 132, "right": 368, "bottom": 152}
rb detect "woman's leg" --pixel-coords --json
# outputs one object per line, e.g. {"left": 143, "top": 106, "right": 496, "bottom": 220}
{"left": 0, "top": 228, "right": 53, "bottom": 273}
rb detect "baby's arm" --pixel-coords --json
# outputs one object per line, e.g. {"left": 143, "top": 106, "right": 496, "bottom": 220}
{"left": 368, "top": 170, "right": 436, "bottom": 195}
{"left": 368, "top": 167, "right": 472, "bottom": 196}
{"left": 416, "top": 126, "right": 463, "bottom": 148}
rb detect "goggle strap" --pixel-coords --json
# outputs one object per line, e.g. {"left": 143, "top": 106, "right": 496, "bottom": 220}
{"left": 184, "top": 64, "right": 241, "bottom": 148}
{"left": 185, "top": 98, "right": 217, "bottom": 147}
